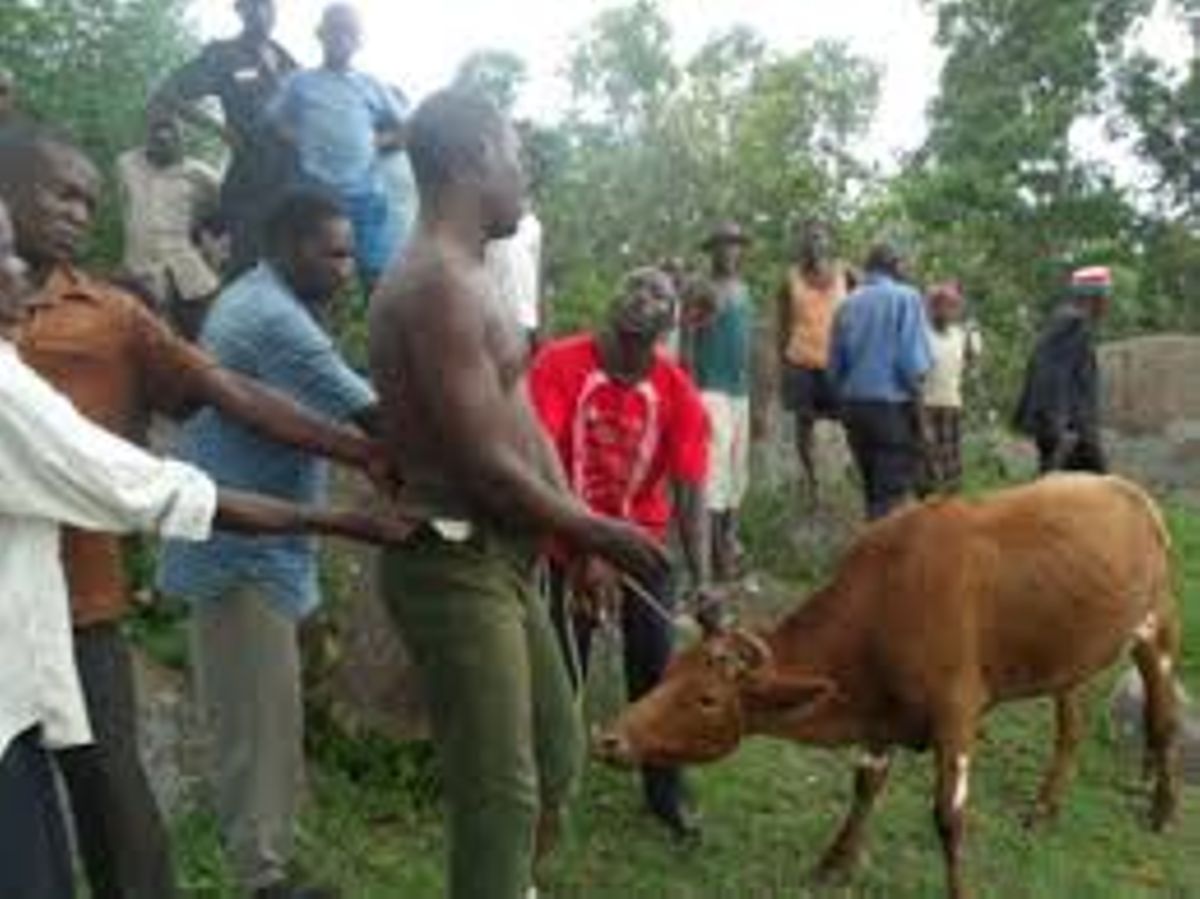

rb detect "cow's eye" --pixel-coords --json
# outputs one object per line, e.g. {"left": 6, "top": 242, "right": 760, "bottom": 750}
{"left": 697, "top": 693, "right": 720, "bottom": 712}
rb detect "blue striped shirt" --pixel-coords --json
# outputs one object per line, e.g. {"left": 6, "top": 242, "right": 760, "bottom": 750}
{"left": 157, "top": 264, "right": 374, "bottom": 619}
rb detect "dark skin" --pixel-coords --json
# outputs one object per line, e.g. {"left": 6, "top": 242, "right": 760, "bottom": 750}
{"left": 0, "top": 140, "right": 386, "bottom": 476}
{"left": 369, "top": 117, "right": 668, "bottom": 601}
{"left": 776, "top": 227, "right": 840, "bottom": 507}
{"left": 0, "top": 199, "right": 408, "bottom": 544}
{"left": 144, "top": 116, "right": 184, "bottom": 169}
{"left": 150, "top": 0, "right": 286, "bottom": 151}
{"left": 577, "top": 269, "right": 712, "bottom": 617}
{"left": 270, "top": 4, "right": 403, "bottom": 155}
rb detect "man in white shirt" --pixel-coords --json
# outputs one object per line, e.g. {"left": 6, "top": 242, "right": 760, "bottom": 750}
{"left": 0, "top": 199, "right": 407, "bottom": 898}
{"left": 485, "top": 205, "right": 543, "bottom": 347}
{"left": 117, "top": 115, "right": 222, "bottom": 337}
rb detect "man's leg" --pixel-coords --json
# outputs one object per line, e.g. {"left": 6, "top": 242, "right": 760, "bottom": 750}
{"left": 346, "top": 190, "right": 391, "bottom": 295}
{"left": 547, "top": 565, "right": 595, "bottom": 692}
{"left": 840, "top": 402, "right": 879, "bottom": 518}
{"left": 870, "top": 404, "right": 920, "bottom": 519}
{"left": 701, "top": 392, "right": 735, "bottom": 580}
{"left": 619, "top": 575, "right": 688, "bottom": 829}
{"left": 56, "top": 623, "right": 178, "bottom": 899}
{"left": 191, "top": 586, "right": 304, "bottom": 895}
{"left": 381, "top": 533, "right": 564, "bottom": 899}
{"left": 0, "top": 729, "right": 75, "bottom": 899}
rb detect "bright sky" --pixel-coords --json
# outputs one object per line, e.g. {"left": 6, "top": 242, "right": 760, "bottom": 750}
{"left": 193, "top": 0, "right": 1196, "bottom": 171}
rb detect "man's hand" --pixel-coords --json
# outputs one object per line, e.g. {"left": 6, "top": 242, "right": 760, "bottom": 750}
{"left": 330, "top": 507, "right": 419, "bottom": 546}
{"left": 573, "top": 516, "right": 670, "bottom": 589}
{"left": 361, "top": 440, "right": 402, "bottom": 496}
{"left": 568, "top": 556, "right": 623, "bottom": 624}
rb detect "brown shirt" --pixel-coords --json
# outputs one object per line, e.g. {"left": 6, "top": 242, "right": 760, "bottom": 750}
{"left": 17, "top": 266, "right": 218, "bottom": 626}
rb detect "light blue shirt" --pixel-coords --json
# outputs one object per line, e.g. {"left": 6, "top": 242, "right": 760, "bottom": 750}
{"left": 268, "top": 67, "right": 405, "bottom": 197}
{"left": 157, "top": 263, "right": 375, "bottom": 619}
{"left": 830, "top": 273, "right": 933, "bottom": 403}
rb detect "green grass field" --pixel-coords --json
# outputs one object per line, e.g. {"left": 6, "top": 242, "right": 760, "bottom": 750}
{"left": 171, "top": 495, "right": 1200, "bottom": 898}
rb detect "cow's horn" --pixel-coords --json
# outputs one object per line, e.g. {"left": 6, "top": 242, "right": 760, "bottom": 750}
{"left": 729, "top": 627, "right": 772, "bottom": 671}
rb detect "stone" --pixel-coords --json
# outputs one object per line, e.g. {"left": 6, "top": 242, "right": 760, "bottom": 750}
{"left": 312, "top": 470, "right": 430, "bottom": 742}
{"left": 1108, "top": 667, "right": 1200, "bottom": 785}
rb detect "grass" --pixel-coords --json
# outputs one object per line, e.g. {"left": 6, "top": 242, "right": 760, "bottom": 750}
{"left": 169, "top": 482, "right": 1200, "bottom": 898}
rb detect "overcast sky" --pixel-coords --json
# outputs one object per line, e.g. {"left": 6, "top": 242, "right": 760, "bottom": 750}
{"left": 193, "top": 0, "right": 1195, "bottom": 170}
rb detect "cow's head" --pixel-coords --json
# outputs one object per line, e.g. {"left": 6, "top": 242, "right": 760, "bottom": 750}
{"left": 595, "top": 627, "right": 833, "bottom": 768}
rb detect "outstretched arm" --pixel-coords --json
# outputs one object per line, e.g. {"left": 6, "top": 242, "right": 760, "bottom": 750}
{"left": 399, "top": 275, "right": 667, "bottom": 584}
{"left": 214, "top": 489, "right": 414, "bottom": 544}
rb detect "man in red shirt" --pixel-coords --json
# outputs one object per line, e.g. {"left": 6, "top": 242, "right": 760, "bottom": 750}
{"left": 528, "top": 267, "right": 712, "bottom": 840}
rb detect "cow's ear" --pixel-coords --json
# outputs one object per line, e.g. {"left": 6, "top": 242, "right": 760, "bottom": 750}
{"left": 746, "top": 674, "right": 835, "bottom": 713}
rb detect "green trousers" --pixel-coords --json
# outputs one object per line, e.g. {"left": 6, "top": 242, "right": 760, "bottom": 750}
{"left": 381, "top": 527, "right": 583, "bottom": 899}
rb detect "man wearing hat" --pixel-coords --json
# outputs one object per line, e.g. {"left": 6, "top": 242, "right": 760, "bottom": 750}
{"left": 1013, "top": 265, "right": 1111, "bottom": 474}
{"left": 685, "top": 222, "right": 754, "bottom": 581}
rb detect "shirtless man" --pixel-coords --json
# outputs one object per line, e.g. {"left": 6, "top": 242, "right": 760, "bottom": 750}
{"left": 369, "top": 89, "right": 668, "bottom": 899}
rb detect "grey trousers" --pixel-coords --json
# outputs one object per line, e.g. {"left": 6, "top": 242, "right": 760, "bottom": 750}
{"left": 191, "top": 585, "right": 303, "bottom": 893}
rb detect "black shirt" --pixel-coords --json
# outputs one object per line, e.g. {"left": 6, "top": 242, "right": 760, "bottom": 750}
{"left": 164, "top": 37, "right": 298, "bottom": 203}
{"left": 1013, "top": 304, "right": 1101, "bottom": 440}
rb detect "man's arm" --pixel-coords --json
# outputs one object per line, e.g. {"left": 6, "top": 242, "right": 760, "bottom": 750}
{"left": 401, "top": 275, "right": 667, "bottom": 582}
{"left": 214, "top": 488, "right": 414, "bottom": 544}
{"left": 191, "top": 366, "right": 382, "bottom": 470}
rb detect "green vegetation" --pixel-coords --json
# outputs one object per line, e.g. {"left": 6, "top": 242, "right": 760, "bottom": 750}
{"left": 168, "top": 495, "right": 1200, "bottom": 898}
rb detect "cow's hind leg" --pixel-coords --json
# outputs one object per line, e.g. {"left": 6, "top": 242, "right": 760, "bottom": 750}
{"left": 813, "top": 750, "right": 892, "bottom": 881}
{"left": 1131, "top": 612, "right": 1181, "bottom": 830}
{"left": 1024, "top": 688, "right": 1084, "bottom": 827}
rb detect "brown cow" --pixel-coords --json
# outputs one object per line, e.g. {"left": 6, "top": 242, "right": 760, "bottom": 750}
{"left": 598, "top": 474, "right": 1181, "bottom": 899}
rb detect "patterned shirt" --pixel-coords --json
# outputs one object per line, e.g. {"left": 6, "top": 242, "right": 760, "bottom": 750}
{"left": 528, "top": 335, "right": 709, "bottom": 540}
{"left": 157, "top": 264, "right": 375, "bottom": 619}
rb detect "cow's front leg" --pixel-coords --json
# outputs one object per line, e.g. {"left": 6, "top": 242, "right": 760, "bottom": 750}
{"left": 813, "top": 750, "right": 892, "bottom": 881}
{"left": 933, "top": 736, "right": 974, "bottom": 899}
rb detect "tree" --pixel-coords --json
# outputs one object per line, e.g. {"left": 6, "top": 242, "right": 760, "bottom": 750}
{"left": 453, "top": 49, "right": 529, "bottom": 115}
{"left": 0, "top": 0, "right": 199, "bottom": 263}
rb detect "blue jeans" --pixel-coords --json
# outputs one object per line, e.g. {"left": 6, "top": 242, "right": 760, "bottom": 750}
{"left": 343, "top": 189, "right": 392, "bottom": 289}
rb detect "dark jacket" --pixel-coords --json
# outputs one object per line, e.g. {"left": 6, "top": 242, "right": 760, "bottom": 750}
{"left": 1013, "top": 305, "right": 1100, "bottom": 442}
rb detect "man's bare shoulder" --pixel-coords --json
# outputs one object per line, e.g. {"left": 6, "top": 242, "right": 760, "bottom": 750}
{"left": 373, "top": 237, "right": 487, "bottom": 327}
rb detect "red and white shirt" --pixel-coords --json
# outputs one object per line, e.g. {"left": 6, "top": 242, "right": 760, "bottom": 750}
{"left": 528, "top": 335, "right": 709, "bottom": 541}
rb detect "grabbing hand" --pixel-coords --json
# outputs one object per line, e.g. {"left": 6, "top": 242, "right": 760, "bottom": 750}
{"left": 569, "top": 556, "right": 623, "bottom": 624}
{"left": 578, "top": 517, "right": 670, "bottom": 588}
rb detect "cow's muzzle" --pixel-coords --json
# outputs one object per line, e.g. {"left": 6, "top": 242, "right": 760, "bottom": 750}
{"left": 592, "top": 726, "right": 637, "bottom": 768}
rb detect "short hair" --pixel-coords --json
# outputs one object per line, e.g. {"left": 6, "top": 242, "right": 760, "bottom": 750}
{"left": 864, "top": 241, "right": 903, "bottom": 278}
{"left": 0, "top": 123, "right": 85, "bottom": 195}
{"left": 406, "top": 88, "right": 508, "bottom": 195}
{"left": 262, "top": 188, "right": 347, "bottom": 258}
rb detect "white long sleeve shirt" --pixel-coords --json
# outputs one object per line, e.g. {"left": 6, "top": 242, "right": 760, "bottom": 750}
{"left": 0, "top": 339, "right": 217, "bottom": 757}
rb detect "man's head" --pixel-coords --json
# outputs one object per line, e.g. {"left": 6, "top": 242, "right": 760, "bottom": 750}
{"left": 927, "top": 281, "right": 963, "bottom": 329}
{"left": 606, "top": 267, "right": 676, "bottom": 352}
{"left": 703, "top": 221, "right": 749, "bottom": 277}
{"left": 0, "top": 69, "right": 16, "bottom": 124}
{"left": 0, "top": 199, "right": 33, "bottom": 328}
{"left": 234, "top": 0, "right": 276, "bottom": 41}
{"left": 1069, "top": 265, "right": 1112, "bottom": 320}
{"left": 318, "top": 3, "right": 363, "bottom": 70}
{"left": 863, "top": 241, "right": 904, "bottom": 281}
{"left": 263, "top": 189, "right": 356, "bottom": 304}
{"left": 145, "top": 115, "right": 183, "bottom": 167}
{"left": 795, "top": 220, "right": 833, "bottom": 273}
{"left": 0, "top": 125, "right": 100, "bottom": 272}
{"left": 407, "top": 89, "right": 525, "bottom": 241}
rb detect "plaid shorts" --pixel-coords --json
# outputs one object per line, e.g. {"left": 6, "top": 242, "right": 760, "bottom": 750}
{"left": 922, "top": 406, "right": 963, "bottom": 494}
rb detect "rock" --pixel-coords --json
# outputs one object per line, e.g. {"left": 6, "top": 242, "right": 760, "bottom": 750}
{"left": 1108, "top": 667, "right": 1200, "bottom": 785}
{"left": 312, "top": 470, "right": 429, "bottom": 742}
{"left": 131, "top": 649, "right": 208, "bottom": 816}
{"left": 1099, "top": 336, "right": 1200, "bottom": 496}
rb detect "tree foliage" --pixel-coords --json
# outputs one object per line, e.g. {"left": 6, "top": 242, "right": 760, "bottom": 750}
{"left": 0, "top": 0, "right": 199, "bottom": 261}
{"left": 539, "top": 2, "right": 880, "bottom": 329}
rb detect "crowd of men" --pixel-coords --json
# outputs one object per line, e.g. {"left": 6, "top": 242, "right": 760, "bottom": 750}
{"left": 0, "top": 2, "right": 1115, "bottom": 898}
